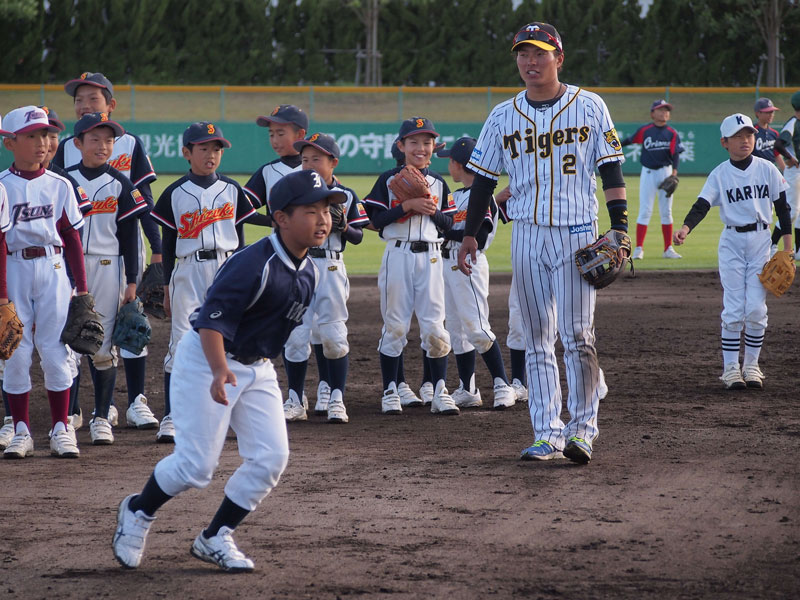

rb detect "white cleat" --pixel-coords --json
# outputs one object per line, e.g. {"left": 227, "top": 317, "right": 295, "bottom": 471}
{"left": 742, "top": 364, "right": 765, "bottom": 389}
{"left": 492, "top": 378, "right": 516, "bottom": 410}
{"left": 314, "top": 381, "right": 331, "bottom": 414}
{"left": 283, "top": 390, "right": 308, "bottom": 421}
{"left": 381, "top": 383, "right": 402, "bottom": 415}
{"left": 126, "top": 395, "right": 159, "bottom": 429}
{"left": 156, "top": 414, "right": 175, "bottom": 444}
{"left": 418, "top": 382, "right": 434, "bottom": 405}
{"left": 397, "top": 382, "right": 423, "bottom": 407}
{"left": 90, "top": 417, "right": 115, "bottom": 445}
{"left": 108, "top": 405, "right": 119, "bottom": 427}
{"left": 327, "top": 390, "right": 349, "bottom": 423}
{"left": 430, "top": 381, "right": 459, "bottom": 415}
{"left": 113, "top": 494, "right": 156, "bottom": 569}
{"left": 452, "top": 384, "right": 482, "bottom": 408}
{"left": 50, "top": 427, "right": 80, "bottom": 458}
{"left": 0, "top": 416, "right": 15, "bottom": 450}
{"left": 720, "top": 363, "right": 746, "bottom": 390}
{"left": 190, "top": 526, "right": 255, "bottom": 573}
{"left": 69, "top": 409, "right": 83, "bottom": 430}
{"left": 663, "top": 246, "right": 682, "bottom": 259}
{"left": 511, "top": 379, "right": 528, "bottom": 402}
{"left": 632, "top": 246, "right": 644, "bottom": 260}
{"left": 598, "top": 368, "right": 609, "bottom": 401}
{"left": 3, "top": 432, "right": 33, "bottom": 459}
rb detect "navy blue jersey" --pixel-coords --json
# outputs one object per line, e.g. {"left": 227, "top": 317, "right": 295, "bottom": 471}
{"left": 243, "top": 155, "right": 302, "bottom": 210}
{"left": 621, "top": 123, "right": 682, "bottom": 170}
{"left": 753, "top": 125, "right": 781, "bottom": 162}
{"left": 48, "top": 163, "right": 92, "bottom": 215}
{"left": 191, "top": 233, "right": 318, "bottom": 359}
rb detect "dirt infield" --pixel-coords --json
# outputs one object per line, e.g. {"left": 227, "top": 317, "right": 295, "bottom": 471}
{"left": 2, "top": 271, "right": 798, "bottom": 599}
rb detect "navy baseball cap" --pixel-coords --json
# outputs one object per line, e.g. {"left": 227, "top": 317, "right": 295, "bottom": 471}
{"left": 183, "top": 121, "right": 231, "bottom": 148}
{"left": 268, "top": 169, "right": 346, "bottom": 214}
{"left": 720, "top": 113, "right": 756, "bottom": 138}
{"left": 651, "top": 99, "right": 673, "bottom": 111}
{"left": 436, "top": 136, "right": 477, "bottom": 166}
{"left": 2, "top": 106, "right": 62, "bottom": 136}
{"left": 256, "top": 105, "right": 309, "bottom": 130}
{"left": 64, "top": 72, "right": 114, "bottom": 97}
{"left": 398, "top": 117, "right": 439, "bottom": 140}
{"left": 74, "top": 112, "right": 125, "bottom": 138}
{"left": 38, "top": 106, "right": 65, "bottom": 131}
{"left": 511, "top": 22, "right": 562, "bottom": 53}
{"left": 390, "top": 136, "right": 404, "bottom": 162}
{"left": 294, "top": 132, "right": 340, "bottom": 158}
{"left": 790, "top": 91, "right": 800, "bottom": 111}
{"left": 754, "top": 97, "right": 779, "bottom": 113}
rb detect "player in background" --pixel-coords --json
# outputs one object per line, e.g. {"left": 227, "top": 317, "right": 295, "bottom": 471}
{"left": 53, "top": 72, "right": 162, "bottom": 430}
{"left": 772, "top": 91, "right": 800, "bottom": 256}
{"left": 459, "top": 22, "right": 626, "bottom": 464}
{"left": 243, "top": 104, "right": 308, "bottom": 225}
{"left": 1, "top": 106, "right": 88, "bottom": 459}
{"left": 282, "top": 134, "right": 369, "bottom": 423}
{"left": 620, "top": 100, "right": 683, "bottom": 260}
{"left": 112, "top": 170, "right": 344, "bottom": 572}
{"left": 673, "top": 113, "right": 792, "bottom": 389}
{"left": 436, "top": 137, "right": 515, "bottom": 410}
{"left": 365, "top": 117, "right": 458, "bottom": 416}
{"left": 151, "top": 122, "right": 254, "bottom": 443}
{"left": 66, "top": 112, "right": 149, "bottom": 445}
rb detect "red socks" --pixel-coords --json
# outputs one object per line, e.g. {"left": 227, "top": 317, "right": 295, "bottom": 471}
{"left": 46, "top": 388, "right": 70, "bottom": 429}
{"left": 636, "top": 224, "right": 647, "bottom": 248}
{"left": 662, "top": 224, "right": 673, "bottom": 251}
{"left": 7, "top": 392, "right": 30, "bottom": 430}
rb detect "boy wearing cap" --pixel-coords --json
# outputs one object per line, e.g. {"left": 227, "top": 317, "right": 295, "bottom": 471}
{"left": 673, "top": 113, "right": 793, "bottom": 389}
{"left": 773, "top": 91, "right": 800, "bottom": 256}
{"left": 112, "top": 169, "right": 343, "bottom": 573}
{"left": 282, "top": 133, "right": 369, "bottom": 423}
{"left": 243, "top": 104, "right": 308, "bottom": 221}
{"left": 0, "top": 106, "right": 90, "bottom": 459}
{"left": 365, "top": 117, "right": 458, "bottom": 415}
{"left": 54, "top": 71, "right": 162, "bottom": 432}
{"left": 436, "top": 137, "right": 515, "bottom": 410}
{"left": 66, "top": 112, "right": 150, "bottom": 445}
{"left": 621, "top": 99, "right": 684, "bottom": 260}
{"left": 150, "top": 122, "right": 255, "bottom": 442}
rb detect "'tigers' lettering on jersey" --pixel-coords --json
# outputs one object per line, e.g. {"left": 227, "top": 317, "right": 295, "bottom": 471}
{"left": 725, "top": 184, "right": 771, "bottom": 204}
{"left": 11, "top": 202, "right": 54, "bottom": 225}
{"left": 503, "top": 126, "right": 590, "bottom": 159}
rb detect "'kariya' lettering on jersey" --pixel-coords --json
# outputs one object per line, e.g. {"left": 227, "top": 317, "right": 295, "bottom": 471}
{"left": 286, "top": 301, "right": 307, "bottom": 323}
{"left": 178, "top": 202, "right": 235, "bottom": 239}
{"left": 11, "top": 202, "right": 54, "bottom": 225}
{"left": 725, "top": 184, "right": 770, "bottom": 203}
{"left": 503, "top": 126, "right": 590, "bottom": 159}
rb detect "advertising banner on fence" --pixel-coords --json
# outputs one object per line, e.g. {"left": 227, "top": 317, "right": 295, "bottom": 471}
{"left": 2, "top": 121, "right": 733, "bottom": 176}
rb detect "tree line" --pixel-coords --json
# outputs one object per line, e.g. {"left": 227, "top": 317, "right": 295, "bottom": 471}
{"left": 1, "top": 0, "right": 797, "bottom": 87}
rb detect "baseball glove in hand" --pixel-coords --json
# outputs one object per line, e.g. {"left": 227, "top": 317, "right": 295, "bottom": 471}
{"left": 658, "top": 174, "right": 679, "bottom": 196}
{"left": 61, "top": 294, "right": 104, "bottom": 355}
{"left": 575, "top": 229, "right": 633, "bottom": 289}
{"left": 388, "top": 165, "right": 429, "bottom": 223}
{"left": 137, "top": 262, "right": 166, "bottom": 319}
{"left": 112, "top": 297, "right": 152, "bottom": 355}
{"left": 0, "top": 301, "right": 24, "bottom": 360}
{"left": 329, "top": 202, "right": 347, "bottom": 233}
{"left": 758, "top": 250, "right": 796, "bottom": 297}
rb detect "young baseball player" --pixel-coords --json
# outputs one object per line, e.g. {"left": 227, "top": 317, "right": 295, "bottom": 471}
{"left": 66, "top": 112, "right": 150, "bottom": 445}
{"left": 53, "top": 72, "right": 162, "bottom": 430}
{"left": 112, "top": 169, "right": 344, "bottom": 572}
{"left": 1, "top": 106, "right": 89, "bottom": 459}
{"left": 365, "top": 117, "right": 458, "bottom": 415}
{"left": 436, "top": 137, "right": 515, "bottom": 410}
{"left": 460, "top": 22, "right": 626, "bottom": 464}
{"left": 282, "top": 134, "right": 369, "bottom": 423}
{"left": 673, "top": 113, "right": 792, "bottom": 389}
{"left": 151, "top": 122, "right": 255, "bottom": 442}
{"left": 620, "top": 100, "right": 683, "bottom": 260}
{"left": 772, "top": 91, "right": 800, "bottom": 255}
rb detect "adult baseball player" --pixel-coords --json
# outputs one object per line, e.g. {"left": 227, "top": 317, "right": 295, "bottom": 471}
{"left": 458, "top": 22, "right": 627, "bottom": 464}
{"left": 775, "top": 91, "right": 800, "bottom": 254}
{"left": 620, "top": 99, "right": 683, "bottom": 260}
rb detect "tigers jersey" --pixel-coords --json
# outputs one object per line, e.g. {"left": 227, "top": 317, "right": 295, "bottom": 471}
{"left": 316, "top": 178, "right": 369, "bottom": 253}
{"left": 152, "top": 173, "right": 255, "bottom": 258}
{"left": 364, "top": 166, "right": 456, "bottom": 242}
{"left": 0, "top": 166, "right": 84, "bottom": 251}
{"left": 449, "top": 187, "right": 498, "bottom": 251}
{"left": 469, "top": 85, "right": 624, "bottom": 226}
{"left": 66, "top": 163, "right": 148, "bottom": 256}
{"left": 243, "top": 156, "right": 302, "bottom": 209}
{"left": 700, "top": 157, "right": 788, "bottom": 227}
{"left": 54, "top": 132, "right": 156, "bottom": 189}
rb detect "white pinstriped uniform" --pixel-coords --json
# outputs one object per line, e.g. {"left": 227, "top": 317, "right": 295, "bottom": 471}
{"left": 469, "top": 86, "right": 624, "bottom": 449}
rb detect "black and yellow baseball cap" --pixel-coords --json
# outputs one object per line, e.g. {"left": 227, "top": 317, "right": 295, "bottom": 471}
{"left": 511, "top": 22, "right": 562, "bottom": 53}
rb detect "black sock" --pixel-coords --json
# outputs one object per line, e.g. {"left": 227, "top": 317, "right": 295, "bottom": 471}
{"left": 123, "top": 356, "right": 147, "bottom": 406}
{"left": 283, "top": 354, "right": 308, "bottom": 399}
{"left": 480, "top": 341, "right": 508, "bottom": 383}
{"left": 129, "top": 473, "right": 172, "bottom": 517}
{"left": 421, "top": 348, "right": 432, "bottom": 385}
{"left": 313, "top": 344, "right": 329, "bottom": 385}
{"left": 327, "top": 354, "right": 348, "bottom": 393}
{"left": 203, "top": 496, "right": 251, "bottom": 539}
{"left": 396, "top": 352, "right": 406, "bottom": 384}
{"left": 69, "top": 366, "right": 81, "bottom": 416}
{"left": 454, "top": 351, "right": 476, "bottom": 390}
{"left": 510, "top": 349, "right": 526, "bottom": 385}
{"left": 379, "top": 353, "right": 400, "bottom": 390}
{"left": 90, "top": 364, "right": 116, "bottom": 420}
{"left": 771, "top": 225, "right": 782, "bottom": 246}
{"left": 428, "top": 355, "right": 448, "bottom": 388}
{"left": 163, "top": 371, "right": 171, "bottom": 415}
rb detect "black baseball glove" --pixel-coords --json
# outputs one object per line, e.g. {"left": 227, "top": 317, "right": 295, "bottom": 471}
{"left": 112, "top": 298, "right": 152, "bottom": 355}
{"left": 137, "top": 262, "right": 166, "bottom": 319}
{"left": 575, "top": 229, "right": 633, "bottom": 289}
{"left": 60, "top": 294, "right": 104, "bottom": 355}
{"left": 329, "top": 202, "right": 347, "bottom": 233}
{"left": 658, "top": 174, "right": 679, "bottom": 196}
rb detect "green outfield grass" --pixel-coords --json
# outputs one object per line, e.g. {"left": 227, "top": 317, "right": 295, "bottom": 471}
{"left": 150, "top": 174, "right": 725, "bottom": 274}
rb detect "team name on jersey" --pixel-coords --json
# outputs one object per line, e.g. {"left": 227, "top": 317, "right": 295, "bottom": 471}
{"left": 87, "top": 197, "right": 118, "bottom": 216}
{"left": 178, "top": 202, "right": 235, "bottom": 239}
{"left": 755, "top": 137, "right": 775, "bottom": 151}
{"left": 725, "top": 184, "right": 770, "bottom": 203}
{"left": 108, "top": 154, "right": 132, "bottom": 172}
{"left": 503, "top": 126, "right": 590, "bottom": 159}
{"left": 11, "top": 203, "right": 54, "bottom": 225}
{"left": 453, "top": 210, "right": 467, "bottom": 223}
{"left": 643, "top": 138, "right": 671, "bottom": 150}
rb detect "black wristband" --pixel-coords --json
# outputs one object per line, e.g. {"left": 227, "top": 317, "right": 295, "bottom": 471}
{"left": 606, "top": 199, "right": 628, "bottom": 232}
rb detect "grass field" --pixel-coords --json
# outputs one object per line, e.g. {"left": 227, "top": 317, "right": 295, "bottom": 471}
{"left": 149, "top": 174, "right": 726, "bottom": 274}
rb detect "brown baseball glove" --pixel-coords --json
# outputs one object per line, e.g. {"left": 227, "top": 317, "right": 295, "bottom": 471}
{"left": 137, "top": 262, "right": 166, "bottom": 319}
{"left": 388, "top": 165, "right": 429, "bottom": 223}
{"left": 329, "top": 202, "right": 347, "bottom": 233}
{"left": 575, "top": 229, "right": 633, "bottom": 289}
{"left": 60, "top": 294, "right": 104, "bottom": 355}
{"left": 658, "top": 174, "right": 679, "bottom": 196}
{"left": 0, "top": 301, "right": 24, "bottom": 360}
{"left": 758, "top": 250, "right": 796, "bottom": 297}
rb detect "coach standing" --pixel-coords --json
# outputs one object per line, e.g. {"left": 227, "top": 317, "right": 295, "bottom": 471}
{"left": 458, "top": 22, "right": 627, "bottom": 465}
